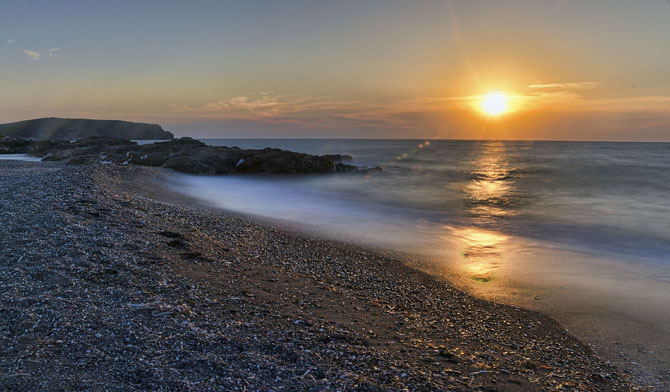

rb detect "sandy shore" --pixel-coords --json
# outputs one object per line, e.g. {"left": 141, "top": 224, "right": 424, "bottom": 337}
{"left": 0, "top": 161, "right": 636, "bottom": 390}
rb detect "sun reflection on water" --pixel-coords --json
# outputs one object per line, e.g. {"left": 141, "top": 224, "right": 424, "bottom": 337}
{"left": 451, "top": 142, "right": 520, "bottom": 281}
{"left": 464, "top": 142, "right": 519, "bottom": 225}
{"left": 446, "top": 226, "right": 509, "bottom": 282}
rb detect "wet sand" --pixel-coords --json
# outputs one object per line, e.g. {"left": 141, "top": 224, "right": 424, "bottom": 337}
{"left": 415, "top": 241, "right": 670, "bottom": 390}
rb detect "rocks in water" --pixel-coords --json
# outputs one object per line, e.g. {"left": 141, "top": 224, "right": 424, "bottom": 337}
{"left": 233, "top": 150, "right": 337, "bottom": 174}
{"left": 1, "top": 136, "right": 380, "bottom": 175}
{"left": 320, "top": 154, "right": 353, "bottom": 163}
{"left": 0, "top": 117, "right": 174, "bottom": 140}
{"left": 39, "top": 137, "right": 138, "bottom": 161}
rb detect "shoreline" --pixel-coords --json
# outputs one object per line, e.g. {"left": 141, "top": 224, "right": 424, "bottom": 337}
{"left": 0, "top": 161, "right": 636, "bottom": 390}
{"left": 164, "top": 161, "right": 670, "bottom": 389}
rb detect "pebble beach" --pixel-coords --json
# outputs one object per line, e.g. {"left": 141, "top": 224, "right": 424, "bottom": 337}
{"left": 0, "top": 161, "right": 636, "bottom": 391}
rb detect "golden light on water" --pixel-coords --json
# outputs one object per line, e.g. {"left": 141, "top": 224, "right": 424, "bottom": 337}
{"left": 448, "top": 141, "right": 517, "bottom": 282}
{"left": 480, "top": 92, "right": 509, "bottom": 116}
{"left": 446, "top": 226, "right": 508, "bottom": 282}
{"left": 465, "top": 142, "right": 516, "bottom": 224}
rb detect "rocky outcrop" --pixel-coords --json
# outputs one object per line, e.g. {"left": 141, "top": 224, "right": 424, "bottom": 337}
{"left": 0, "top": 136, "right": 34, "bottom": 154}
{"left": 0, "top": 136, "right": 381, "bottom": 175}
{"left": 0, "top": 118, "right": 173, "bottom": 141}
{"left": 320, "top": 154, "right": 353, "bottom": 163}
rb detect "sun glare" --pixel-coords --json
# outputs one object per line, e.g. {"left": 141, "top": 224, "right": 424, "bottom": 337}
{"left": 480, "top": 92, "right": 509, "bottom": 116}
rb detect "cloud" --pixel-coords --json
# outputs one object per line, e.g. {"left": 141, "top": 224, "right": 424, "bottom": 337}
{"left": 171, "top": 93, "right": 316, "bottom": 118}
{"left": 169, "top": 93, "right": 474, "bottom": 129}
{"left": 578, "top": 95, "right": 670, "bottom": 112}
{"left": 5, "top": 38, "right": 15, "bottom": 45}
{"left": 528, "top": 82, "right": 601, "bottom": 91}
{"left": 521, "top": 82, "right": 605, "bottom": 111}
{"left": 22, "top": 49, "right": 40, "bottom": 60}
{"left": 47, "top": 47, "right": 62, "bottom": 57}
{"left": 166, "top": 90, "right": 670, "bottom": 136}
{"left": 46, "top": 47, "right": 70, "bottom": 59}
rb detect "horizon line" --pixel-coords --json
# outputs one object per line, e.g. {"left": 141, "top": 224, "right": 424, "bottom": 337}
{"left": 182, "top": 136, "right": 670, "bottom": 144}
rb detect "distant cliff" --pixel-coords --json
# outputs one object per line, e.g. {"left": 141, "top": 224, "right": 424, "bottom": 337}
{"left": 0, "top": 118, "right": 174, "bottom": 140}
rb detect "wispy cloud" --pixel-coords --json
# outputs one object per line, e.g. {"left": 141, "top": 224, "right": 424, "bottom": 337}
{"left": 169, "top": 93, "right": 475, "bottom": 129}
{"left": 47, "top": 47, "right": 65, "bottom": 57}
{"left": 167, "top": 89, "right": 670, "bottom": 133}
{"left": 22, "top": 49, "right": 40, "bottom": 60}
{"left": 171, "top": 93, "right": 317, "bottom": 118}
{"left": 5, "top": 38, "right": 15, "bottom": 45}
{"left": 528, "top": 82, "right": 601, "bottom": 91}
{"left": 578, "top": 95, "right": 670, "bottom": 112}
{"left": 521, "top": 82, "right": 604, "bottom": 111}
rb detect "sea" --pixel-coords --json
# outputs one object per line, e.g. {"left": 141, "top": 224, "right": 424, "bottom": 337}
{"left": 170, "top": 139, "right": 670, "bottom": 272}
{"left": 167, "top": 139, "right": 670, "bottom": 383}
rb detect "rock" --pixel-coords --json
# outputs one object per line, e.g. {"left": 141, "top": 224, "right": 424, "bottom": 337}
{"left": 162, "top": 155, "right": 220, "bottom": 174}
{"left": 157, "top": 231, "right": 183, "bottom": 239}
{"left": 0, "top": 136, "right": 34, "bottom": 153}
{"left": 166, "top": 239, "right": 187, "bottom": 248}
{"left": 321, "top": 154, "right": 354, "bottom": 163}
{"left": 0, "top": 117, "right": 173, "bottom": 140}
{"left": 180, "top": 252, "right": 201, "bottom": 260}
{"left": 233, "top": 150, "right": 337, "bottom": 174}
{"left": 11, "top": 136, "right": 378, "bottom": 175}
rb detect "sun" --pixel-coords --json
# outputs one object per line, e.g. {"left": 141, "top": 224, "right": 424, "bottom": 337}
{"left": 480, "top": 92, "right": 509, "bottom": 116}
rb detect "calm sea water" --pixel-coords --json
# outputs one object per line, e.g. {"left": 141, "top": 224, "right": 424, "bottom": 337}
{"left": 178, "top": 139, "right": 670, "bottom": 269}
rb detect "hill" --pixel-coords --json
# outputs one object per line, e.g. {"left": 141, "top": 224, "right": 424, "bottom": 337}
{"left": 0, "top": 117, "right": 173, "bottom": 140}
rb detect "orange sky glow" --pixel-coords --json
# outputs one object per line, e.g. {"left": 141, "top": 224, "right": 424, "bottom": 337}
{"left": 1, "top": 1, "right": 669, "bottom": 140}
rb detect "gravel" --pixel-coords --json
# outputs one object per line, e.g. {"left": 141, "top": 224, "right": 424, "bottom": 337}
{"left": 0, "top": 161, "right": 639, "bottom": 390}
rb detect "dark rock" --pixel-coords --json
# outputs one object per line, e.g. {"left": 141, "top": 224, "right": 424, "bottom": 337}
{"left": 157, "top": 231, "right": 183, "bottom": 239}
{"left": 321, "top": 154, "right": 354, "bottom": 163}
{"left": 14, "top": 136, "right": 379, "bottom": 175}
{"left": 0, "top": 136, "right": 34, "bottom": 153}
{"left": 166, "top": 239, "right": 187, "bottom": 248}
{"left": 66, "top": 155, "right": 96, "bottom": 165}
{"left": 233, "top": 150, "right": 336, "bottom": 174}
{"left": 163, "top": 156, "right": 216, "bottom": 174}
{"left": 1, "top": 134, "right": 381, "bottom": 175}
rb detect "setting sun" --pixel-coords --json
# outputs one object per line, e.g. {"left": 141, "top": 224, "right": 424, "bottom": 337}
{"left": 481, "top": 92, "right": 509, "bottom": 116}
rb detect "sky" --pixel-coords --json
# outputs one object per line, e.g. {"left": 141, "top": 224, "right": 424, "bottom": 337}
{"left": 1, "top": 0, "right": 670, "bottom": 140}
